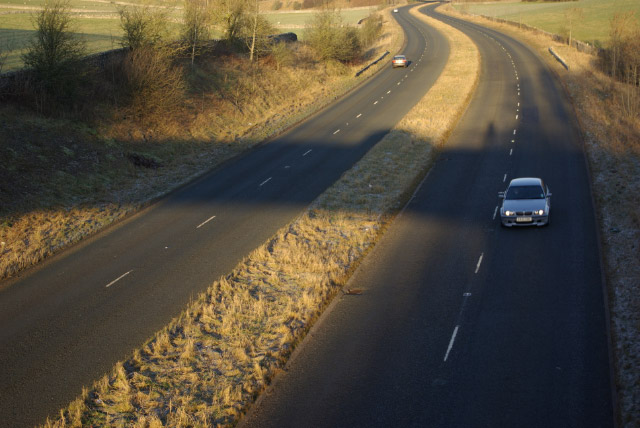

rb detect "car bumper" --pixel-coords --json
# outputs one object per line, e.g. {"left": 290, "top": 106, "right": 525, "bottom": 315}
{"left": 392, "top": 63, "right": 407, "bottom": 68}
{"left": 501, "top": 214, "right": 549, "bottom": 227}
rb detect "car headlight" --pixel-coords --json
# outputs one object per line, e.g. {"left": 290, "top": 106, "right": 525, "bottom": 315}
{"left": 534, "top": 209, "right": 545, "bottom": 215}
{"left": 504, "top": 210, "right": 515, "bottom": 216}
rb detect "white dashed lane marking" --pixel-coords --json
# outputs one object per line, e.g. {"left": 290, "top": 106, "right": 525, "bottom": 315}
{"left": 444, "top": 326, "right": 459, "bottom": 362}
{"left": 106, "top": 270, "right": 133, "bottom": 288}
{"left": 475, "top": 253, "right": 484, "bottom": 274}
{"left": 303, "top": 149, "right": 312, "bottom": 156}
{"left": 196, "top": 215, "right": 216, "bottom": 229}
{"left": 259, "top": 177, "right": 272, "bottom": 187}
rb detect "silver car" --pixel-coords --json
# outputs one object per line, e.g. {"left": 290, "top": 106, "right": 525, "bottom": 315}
{"left": 499, "top": 177, "right": 551, "bottom": 227}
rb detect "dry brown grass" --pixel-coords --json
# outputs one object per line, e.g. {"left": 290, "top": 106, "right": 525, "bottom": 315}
{"left": 42, "top": 6, "right": 479, "bottom": 427}
{"left": 439, "top": 5, "right": 640, "bottom": 427}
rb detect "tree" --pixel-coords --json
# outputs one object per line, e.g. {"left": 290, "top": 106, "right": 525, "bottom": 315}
{"left": 118, "top": 4, "right": 168, "bottom": 50}
{"left": 22, "top": 0, "right": 88, "bottom": 108}
{"left": 182, "top": 0, "right": 211, "bottom": 66}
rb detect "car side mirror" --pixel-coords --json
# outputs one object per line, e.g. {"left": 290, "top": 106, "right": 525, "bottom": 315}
{"left": 547, "top": 192, "right": 552, "bottom": 197}
{"left": 498, "top": 192, "right": 505, "bottom": 199}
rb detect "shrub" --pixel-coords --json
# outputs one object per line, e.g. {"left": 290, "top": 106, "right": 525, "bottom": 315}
{"left": 292, "top": 2, "right": 302, "bottom": 11}
{"left": 21, "top": 0, "right": 88, "bottom": 110}
{"left": 117, "top": 46, "right": 185, "bottom": 119}
{"left": 359, "top": 13, "right": 383, "bottom": 48}
{"left": 306, "top": 10, "right": 362, "bottom": 63}
{"left": 272, "top": 0, "right": 283, "bottom": 11}
{"left": 271, "top": 41, "right": 295, "bottom": 70}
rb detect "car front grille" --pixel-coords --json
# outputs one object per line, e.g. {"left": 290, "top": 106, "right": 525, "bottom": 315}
{"left": 516, "top": 211, "right": 533, "bottom": 215}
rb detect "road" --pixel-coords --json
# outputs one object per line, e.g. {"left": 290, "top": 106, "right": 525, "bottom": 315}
{"left": 239, "top": 3, "right": 615, "bottom": 428}
{"left": 0, "top": 6, "right": 450, "bottom": 427}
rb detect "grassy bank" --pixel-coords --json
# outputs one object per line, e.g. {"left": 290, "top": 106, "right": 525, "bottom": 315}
{"left": 0, "top": 5, "right": 399, "bottom": 282}
{"left": 440, "top": 5, "right": 640, "bottom": 426}
{"left": 42, "top": 5, "right": 480, "bottom": 427}
{"left": 0, "top": 0, "right": 378, "bottom": 72}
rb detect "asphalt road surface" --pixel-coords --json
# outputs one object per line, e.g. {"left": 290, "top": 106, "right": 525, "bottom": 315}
{"left": 0, "top": 5, "right": 450, "bottom": 427}
{"left": 239, "top": 4, "right": 615, "bottom": 428}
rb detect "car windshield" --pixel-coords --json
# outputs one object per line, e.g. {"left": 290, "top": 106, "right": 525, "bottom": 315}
{"left": 394, "top": 56, "right": 405, "bottom": 60}
{"left": 505, "top": 185, "right": 545, "bottom": 200}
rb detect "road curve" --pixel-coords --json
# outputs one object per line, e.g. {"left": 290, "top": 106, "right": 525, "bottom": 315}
{"left": 239, "top": 3, "right": 614, "bottom": 428}
{"left": 0, "top": 6, "right": 450, "bottom": 427}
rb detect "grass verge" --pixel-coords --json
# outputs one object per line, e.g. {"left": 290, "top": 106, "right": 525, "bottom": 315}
{"left": 439, "top": 5, "right": 640, "bottom": 427}
{"left": 41, "top": 5, "right": 480, "bottom": 427}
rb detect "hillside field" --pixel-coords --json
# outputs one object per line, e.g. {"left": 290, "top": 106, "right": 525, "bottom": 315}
{"left": 452, "top": 0, "right": 640, "bottom": 47}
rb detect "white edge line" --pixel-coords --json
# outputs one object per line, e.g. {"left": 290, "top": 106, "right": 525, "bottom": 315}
{"left": 197, "top": 215, "right": 216, "bottom": 229}
{"left": 444, "top": 325, "right": 459, "bottom": 361}
{"left": 106, "top": 270, "right": 132, "bottom": 288}
{"left": 475, "top": 253, "right": 484, "bottom": 274}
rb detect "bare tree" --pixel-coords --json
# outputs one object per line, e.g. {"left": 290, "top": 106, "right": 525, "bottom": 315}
{"left": 564, "top": 7, "right": 583, "bottom": 48}
{"left": 270, "top": 40, "right": 294, "bottom": 70}
{"left": 22, "top": 0, "right": 87, "bottom": 109}
{"left": 620, "top": 26, "right": 640, "bottom": 118}
{"left": 118, "top": 4, "right": 168, "bottom": 50}
{"left": 182, "top": 0, "right": 211, "bottom": 66}
{"left": 242, "top": 0, "right": 274, "bottom": 61}
{"left": 210, "top": 0, "right": 248, "bottom": 41}
{"left": 0, "top": 45, "right": 8, "bottom": 74}
{"left": 609, "top": 11, "right": 635, "bottom": 80}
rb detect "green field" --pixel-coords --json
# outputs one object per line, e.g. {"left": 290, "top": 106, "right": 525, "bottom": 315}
{"left": 453, "top": 0, "right": 640, "bottom": 47}
{"left": 0, "top": 0, "right": 377, "bottom": 72}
